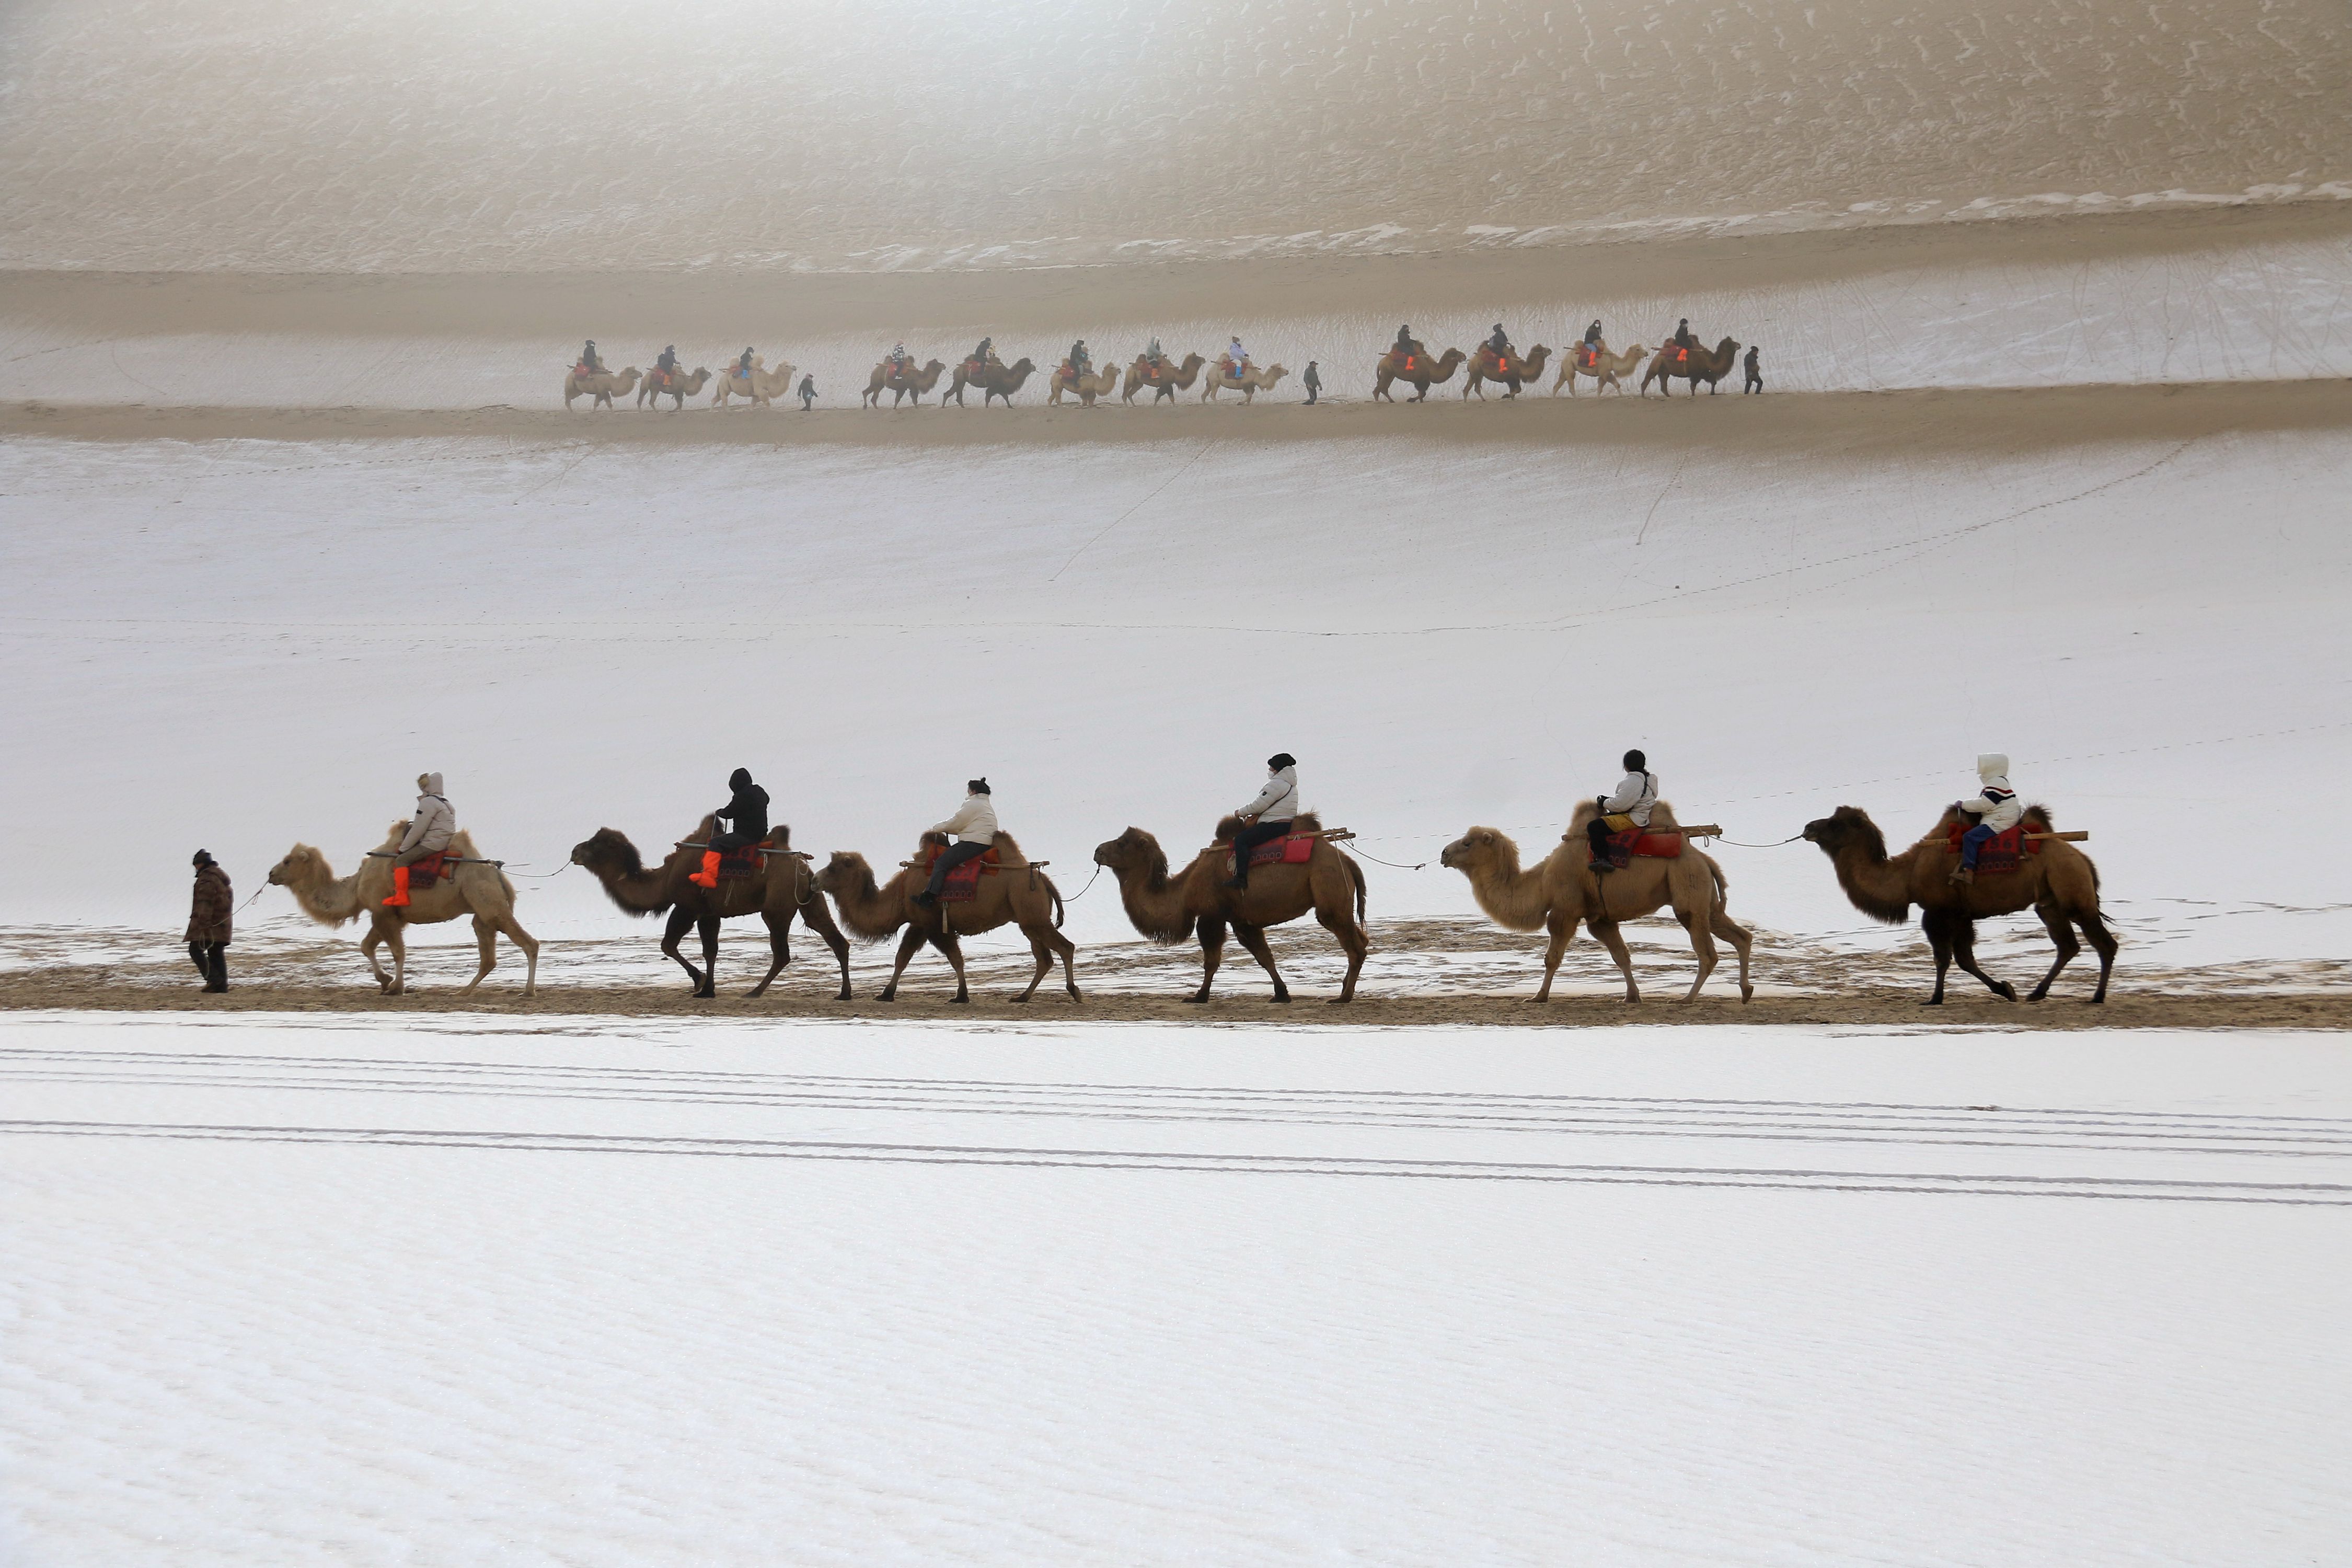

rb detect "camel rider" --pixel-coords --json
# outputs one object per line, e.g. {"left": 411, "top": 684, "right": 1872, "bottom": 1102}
{"left": 1145, "top": 336, "right": 1166, "bottom": 368}
{"left": 915, "top": 779, "right": 997, "bottom": 908}
{"left": 689, "top": 767, "right": 770, "bottom": 889}
{"left": 1067, "top": 340, "right": 1091, "bottom": 378}
{"left": 1225, "top": 753, "right": 1299, "bottom": 891}
{"left": 971, "top": 337, "right": 995, "bottom": 370}
{"left": 1485, "top": 323, "right": 1513, "bottom": 365}
{"left": 1673, "top": 318, "right": 1694, "bottom": 352}
{"left": 736, "top": 347, "right": 757, "bottom": 384}
{"left": 656, "top": 345, "right": 679, "bottom": 375}
{"left": 579, "top": 341, "right": 605, "bottom": 375}
{"left": 889, "top": 342, "right": 912, "bottom": 375}
{"left": 1584, "top": 320, "right": 1604, "bottom": 349}
{"left": 1225, "top": 337, "right": 1248, "bottom": 378}
{"left": 383, "top": 773, "right": 454, "bottom": 907}
{"left": 1394, "top": 325, "right": 1423, "bottom": 357}
{"left": 1951, "top": 754, "right": 2022, "bottom": 886}
{"left": 1586, "top": 751, "right": 1657, "bottom": 874}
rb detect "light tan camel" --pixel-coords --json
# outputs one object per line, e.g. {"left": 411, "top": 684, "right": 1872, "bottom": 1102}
{"left": 946, "top": 356, "right": 1039, "bottom": 407}
{"left": 1123, "top": 352, "right": 1206, "bottom": 404}
{"left": 564, "top": 366, "right": 641, "bottom": 409}
{"left": 269, "top": 824, "right": 540, "bottom": 995}
{"left": 1371, "top": 347, "right": 1466, "bottom": 402}
{"left": 1201, "top": 363, "right": 1288, "bottom": 402}
{"left": 1641, "top": 337, "right": 1742, "bottom": 396}
{"left": 1092, "top": 813, "right": 1368, "bottom": 1002}
{"left": 1047, "top": 361, "right": 1123, "bottom": 406}
{"left": 862, "top": 358, "right": 948, "bottom": 409}
{"left": 637, "top": 366, "right": 713, "bottom": 410}
{"left": 1803, "top": 804, "right": 2116, "bottom": 1004}
{"left": 814, "top": 832, "right": 1078, "bottom": 1003}
{"left": 1440, "top": 803, "right": 1753, "bottom": 1002}
{"left": 569, "top": 817, "right": 851, "bottom": 999}
{"left": 713, "top": 359, "right": 798, "bottom": 409}
{"left": 1462, "top": 344, "right": 1551, "bottom": 399}
{"left": 1552, "top": 342, "right": 1647, "bottom": 395}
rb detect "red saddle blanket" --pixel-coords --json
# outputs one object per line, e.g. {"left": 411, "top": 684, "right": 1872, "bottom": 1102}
{"left": 714, "top": 840, "right": 772, "bottom": 881}
{"left": 1481, "top": 349, "right": 1514, "bottom": 374}
{"left": 1577, "top": 345, "right": 1601, "bottom": 369}
{"left": 1658, "top": 344, "right": 1693, "bottom": 369}
{"left": 1224, "top": 833, "right": 1318, "bottom": 874}
{"left": 1945, "top": 823, "right": 2038, "bottom": 875}
{"left": 921, "top": 844, "right": 1002, "bottom": 903}
{"left": 407, "top": 851, "right": 450, "bottom": 890}
{"left": 1588, "top": 828, "right": 1684, "bottom": 870}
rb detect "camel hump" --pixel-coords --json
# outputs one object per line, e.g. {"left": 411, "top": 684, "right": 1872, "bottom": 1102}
{"left": 447, "top": 829, "right": 480, "bottom": 858}
{"left": 1210, "top": 810, "right": 1320, "bottom": 841}
{"left": 987, "top": 831, "right": 1028, "bottom": 865}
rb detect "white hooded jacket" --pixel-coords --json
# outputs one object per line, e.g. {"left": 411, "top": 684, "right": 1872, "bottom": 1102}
{"left": 1959, "top": 754, "right": 2023, "bottom": 833}
{"left": 931, "top": 792, "right": 998, "bottom": 846}
{"left": 1238, "top": 765, "right": 1299, "bottom": 823}
{"left": 398, "top": 773, "right": 455, "bottom": 855}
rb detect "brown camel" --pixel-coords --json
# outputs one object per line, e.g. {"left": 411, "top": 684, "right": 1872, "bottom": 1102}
{"left": 1091, "top": 813, "right": 1369, "bottom": 1003}
{"left": 1552, "top": 342, "right": 1647, "bottom": 396}
{"left": 569, "top": 817, "right": 852, "bottom": 1000}
{"left": 946, "top": 356, "right": 1039, "bottom": 407}
{"left": 862, "top": 358, "right": 948, "bottom": 409}
{"left": 637, "top": 365, "right": 713, "bottom": 410}
{"left": 269, "top": 824, "right": 540, "bottom": 996}
{"left": 1641, "top": 337, "right": 1741, "bottom": 396}
{"left": 1201, "top": 363, "right": 1288, "bottom": 403}
{"left": 813, "top": 832, "right": 1078, "bottom": 1003}
{"left": 1123, "top": 352, "right": 1206, "bottom": 404}
{"left": 712, "top": 359, "right": 797, "bottom": 409}
{"left": 563, "top": 366, "right": 641, "bottom": 409}
{"left": 1047, "top": 361, "right": 1123, "bottom": 406}
{"left": 1440, "top": 802, "right": 1753, "bottom": 1002}
{"left": 1463, "top": 344, "right": 1551, "bottom": 399}
{"left": 1371, "top": 347, "right": 1467, "bottom": 402}
{"left": 1802, "top": 804, "right": 2116, "bottom": 1004}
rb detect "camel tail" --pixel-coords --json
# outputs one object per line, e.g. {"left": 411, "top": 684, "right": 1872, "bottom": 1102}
{"left": 1047, "top": 874, "right": 1066, "bottom": 930}
{"left": 1346, "top": 854, "right": 1367, "bottom": 925}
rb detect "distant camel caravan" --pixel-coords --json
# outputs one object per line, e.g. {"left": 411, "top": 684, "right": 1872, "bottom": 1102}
{"left": 1642, "top": 337, "right": 1742, "bottom": 396}
{"left": 1463, "top": 344, "right": 1551, "bottom": 399}
{"left": 864, "top": 358, "right": 948, "bottom": 408}
{"left": 270, "top": 824, "right": 540, "bottom": 995}
{"left": 570, "top": 818, "right": 851, "bottom": 1000}
{"left": 1372, "top": 347, "right": 1467, "bottom": 401}
{"left": 563, "top": 365, "right": 640, "bottom": 410}
{"left": 1442, "top": 802, "right": 1753, "bottom": 1002}
{"left": 814, "top": 832, "right": 1078, "bottom": 1004}
{"left": 1803, "top": 804, "right": 2115, "bottom": 1004}
{"left": 1092, "top": 813, "right": 1368, "bottom": 1002}
{"left": 1554, "top": 342, "right": 1647, "bottom": 395}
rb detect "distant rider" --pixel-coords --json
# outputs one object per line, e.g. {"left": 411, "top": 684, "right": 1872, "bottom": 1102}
{"left": 1586, "top": 751, "right": 1657, "bottom": 875}
{"left": 1225, "top": 753, "right": 1300, "bottom": 891}
{"left": 1067, "top": 339, "right": 1091, "bottom": 378}
{"left": 972, "top": 337, "right": 995, "bottom": 370}
{"left": 1584, "top": 320, "right": 1604, "bottom": 349}
{"left": 737, "top": 347, "right": 757, "bottom": 383}
{"left": 1145, "top": 336, "right": 1166, "bottom": 369}
{"left": 689, "top": 767, "right": 770, "bottom": 889}
{"left": 1225, "top": 336, "right": 1248, "bottom": 378}
{"left": 383, "top": 772, "right": 454, "bottom": 907}
{"left": 1486, "top": 322, "right": 1513, "bottom": 363}
{"left": 1950, "top": 754, "right": 2022, "bottom": 886}
{"left": 579, "top": 341, "right": 605, "bottom": 375}
{"left": 1673, "top": 318, "right": 1694, "bottom": 352}
{"left": 915, "top": 779, "right": 998, "bottom": 908}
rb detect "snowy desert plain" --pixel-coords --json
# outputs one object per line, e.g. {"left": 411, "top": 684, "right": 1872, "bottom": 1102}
{"left": 5, "top": 0, "right": 2352, "bottom": 1563}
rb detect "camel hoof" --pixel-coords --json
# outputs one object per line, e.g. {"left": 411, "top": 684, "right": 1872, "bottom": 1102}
{"left": 1994, "top": 983, "right": 2019, "bottom": 1002}
{"left": 1270, "top": 994, "right": 1292, "bottom": 1005}
{"left": 1325, "top": 997, "right": 1351, "bottom": 1006}
{"left": 1185, "top": 993, "right": 1211, "bottom": 1005}
{"left": 1740, "top": 986, "right": 1755, "bottom": 1002}
{"left": 1067, "top": 988, "right": 1083, "bottom": 1003}
{"left": 949, "top": 996, "right": 971, "bottom": 1006}
{"left": 1007, "top": 994, "right": 1031, "bottom": 1004}
{"left": 835, "top": 988, "right": 854, "bottom": 1002}
{"left": 1922, "top": 996, "right": 1945, "bottom": 1006}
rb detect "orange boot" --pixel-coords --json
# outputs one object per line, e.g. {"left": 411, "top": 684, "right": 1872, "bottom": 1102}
{"left": 688, "top": 849, "right": 722, "bottom": 889}
{"left": 382, "top": 866, "right": 412, "bottom": 907}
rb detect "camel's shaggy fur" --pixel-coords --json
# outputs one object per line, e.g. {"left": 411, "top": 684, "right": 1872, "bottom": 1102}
{"left": 269, "top": 823, "right": 540, "bottom": 995}
{"left": 812, "top": 831, "right": 1078, "bottom": 1004}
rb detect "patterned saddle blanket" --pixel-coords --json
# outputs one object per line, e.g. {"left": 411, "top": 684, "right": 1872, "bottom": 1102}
{"left": 1945, "top": 823, "right": 2037, "bottom": 876}
{"left": 407, "top": 851, "right": 450, "bottom": 890}
{"left": 921, "top": 843, "right": 1002, "bottom": 903}
{"left": 1224, "top": 833, "right": 1318, "bottom": 876}
{"left": 1588, "top": 828, "right": 1684, "bottom": 871}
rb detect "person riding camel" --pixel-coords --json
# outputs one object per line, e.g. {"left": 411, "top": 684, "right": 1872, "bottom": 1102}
{"left": 1225, "top": 753, "right": 1299, "bottom": 891}
{"left": 1584, "top": 320, "right": 1604, "bottom": 348}
{"left": 1066, "top": 340, "right": 1091, "bottom": 379}
{"left": 1485, "top": 322, "right": 1514, "bottom": 368}
{"left": 654, "top": 344, "right": 679, "bottom": 388}
{"left": 971, "top": 337, "right": 996, "bottom": 371}
{"left": 689, "top": 767, "right": 770, "bottom": 889}
{"left": 382, "top": 772, "right": 454, "bottom": 907}
{"left": 1145, "top": 336, "right": 1166, "bottom": 369}
{"left": 1950, "top": 754, "right": 2023, "bottom": 886}
{"left": 888, "top": 342, "right": 913, "bottom": 376}
{"left": 1392, "top": 325, "right": 1426, "bottom": 368}
{"left": 1224, "top": 337, "right": 1249, "bottom": 379}
{"left": 579, "top": 340, "right": 605, "bottom": 375}
{"left": 914, "top": 779, "right": 997, "bottom": 908}
{"left": 1673, "top": 318, "right": 1695, "bottom": 352}
{"left": 1585, "top": 751, "right": 1657, "bottom": 875}
{"left": 736, "top": 347, "right": 757, "bottom": 384}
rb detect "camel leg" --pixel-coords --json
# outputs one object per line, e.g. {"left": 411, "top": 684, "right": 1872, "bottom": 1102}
{"left": 935, "top": 930, "right": 970, "bottom": 1004}
{"left": 1945, "top": 916, "right": 2017, "bottom": 1001}
{"left": 1590, "top": 918, "right": 1639, "bottom": 1002}
{"left": 1008, "top": 924, "right": 1054, "bottom": 1002}
{"left": 494, "top": 913, "right": 540, "bottom": 997}
{"left": 1535, "top": 908, "right": 1581, "bottom": 1002}
{"left": 1315, "top": 905, "right": 1368, "bottom": 1004}
{"left": 696, "top": 915, "right": 722, "bottom": 1000}
{"left": 748, "top": 908, "right": 791, "bottom": 998}
{"left": 381, "top": 922, "right": 409, "bottom": 996}
{"left": 1712, "top": 907, "right": 1755, "bottom": 1002}
{"left": 1230, "top": 921, "right": 1290, "bottom": 1003}
{"left": 659, "top": 906, "right": 709, "bottom": 995}
{"left": 1920, "top": 909, "right": 1955, "bottom": 1004}
{"left": 1674, "top": 908, "right": 1718, "bottom": 1002}
{"left": 797, "top": 893, "right": 854, "bottom": 1001}
{"left": 1189, "top": 916, "right": 1228, "bottom": 1003}
{"left": 465, "top": 913, "right": 498, "bottom": 990}
{"left": 2025, "top": 897, "right": 2081, "bottom": 1002}
{"left": 2078, "top": 909, "right": 2119, "bottom": 1004}
{"left": 359, "top": 919, "right": 396, "bottom": 993}
{"left": 876, "top": 925, "right": 927, "bottom": 1002}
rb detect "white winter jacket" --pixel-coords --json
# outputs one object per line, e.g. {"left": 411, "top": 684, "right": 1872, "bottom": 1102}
{"left": 1959, "top": 754, "right": 2023, "bottom": 833}
{"left": 931, "top": 793, "right": 998, "bottom": 846}
{"left": 1601, "top": 769, "right": 1658, "bottom": 827}
{"left": 1238, "top": 766, "right": 1299, "bottom": 823}
{"left": 398, "top": 773, "right": 455, "bottom": 855}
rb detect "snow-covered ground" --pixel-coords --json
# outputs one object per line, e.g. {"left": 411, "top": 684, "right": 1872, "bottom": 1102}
{"left": 4, "top": 1010, "right": 2345, "bottom": 1565}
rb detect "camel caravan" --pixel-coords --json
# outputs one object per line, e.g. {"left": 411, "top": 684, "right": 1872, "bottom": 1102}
{"left": 559, "top": 319, "right": 1762, "bottom": 411}
{"left": 236, "top": 748, "right": 2108, "bottom": 1010}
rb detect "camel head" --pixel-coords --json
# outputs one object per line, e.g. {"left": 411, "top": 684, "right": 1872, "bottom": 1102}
{"left": 1092, "top": 827, "right": 1163, "bottom": 877}
{"left": 1801, "top": 806, "right": 1884, "bottom": 860}
{"left": 1007, "top": 357, "right": 1036, "bottom": 376}
{"left": 812, "top": 850, "right": 873, "bottom": 897}
{"left": 1439, "top": 826, "right": 1518, "bottom": 875}
{"left": 570, "top": 827, "right": 642, "bottom": 877}
{"left": 267, "top": 843, "right": 328, "bottom": 889}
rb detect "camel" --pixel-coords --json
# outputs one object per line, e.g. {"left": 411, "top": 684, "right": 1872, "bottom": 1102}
{"left": 1046, "top": 361, "right": 1122, "bottom": 406}
{"left": 862, "top": 358, "right": 948, "bottom": 409}
{"left": 1641, "top": 337, "right": 1741, "bottom": 396}
{"left": 1439, "top": 802, "right": 1753, "bottom": 1003}
{"left": 268, "top": 824, "right": 540, "bottom": 996}
{"left": 563, "top": 366, "right": 641, "bottom": 410}
{"left": 1802, "top": 804, "right": 2116, "bottom": 1005}
{"left": 637, "top": 365, "right": 713, "bottom": 410}
{"left": 1371, "top": 347, "right": 1466, "bottom": 402}
{"left": 1122, "top": 352, "right": 1206, "bottom": 405}
{"left": 1463, "top": 344, "right": 1551, "bottom": 399}
{"left": 1552, "top": 342, "right": 1647, "bottom": 396}
{"left": 812, "top": 832, "right": 1078, "bottom": 1004}
{"left": 569, "top": 817, "right": 852, "bottom": 1000}
{"left": 1201, "top": 363, "right": 1288, "bottom": 403}
{"left": 712, "top": 359, "right": 798, "bottom": 410}
{"left": 1091, "top": 813, "right": 1368, "bottom": 1003}
{"left": 946, "top": 356, "right": 1039, "bottom": 407}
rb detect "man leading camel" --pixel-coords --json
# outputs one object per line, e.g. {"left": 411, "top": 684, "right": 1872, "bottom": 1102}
{"left": 1586, "top": 750, "right": 1658, "bottom": 874}
{"left": 689, "top": 767, "right": 770, "bottom": 889}
{"left": 915, "top": 779, "right": 997, "bottom": 907}
{"left": 382, "top": 772, "right": 454, "bottom": 907}
{"left": 187, "top": 849, "right": 232, "bottom": 991}
{"left": 1950, "top": 754, "right": 2022, "bottom": 886}
{"left": 1225, "top": 753, "right": 1300, "bottom": 891}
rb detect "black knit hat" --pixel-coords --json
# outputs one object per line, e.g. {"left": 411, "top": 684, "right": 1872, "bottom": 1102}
{"left": 1267, "top": 753, "right": 1296, "bottom": 771}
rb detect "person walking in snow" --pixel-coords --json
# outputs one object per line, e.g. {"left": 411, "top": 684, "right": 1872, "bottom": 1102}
{"left": 798, "top": 373, "right": 816, "bottom": 410}
{"left": 1743, "top": 344, "right": 1762, "bottom": 393}
{"left": 1302, "top": 361, "right": 1321, "bottom": 404}
{"left": 915, "top": 779, "right": 998, "bottom": 907}
{"left": 186, "top": 849, "right": 232, "bottom": 992}
{"left": 1586, "top": 751, "right": 1658, "bottom": 874}
{"left": 1950, "top": 754, "right": 2022, "bottom": 886}
{"left": 383, "top": 773, "right": 454, "bottom": 908}
{"left": 1225, "top": 754, "right": 1300, "bottom": 891}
